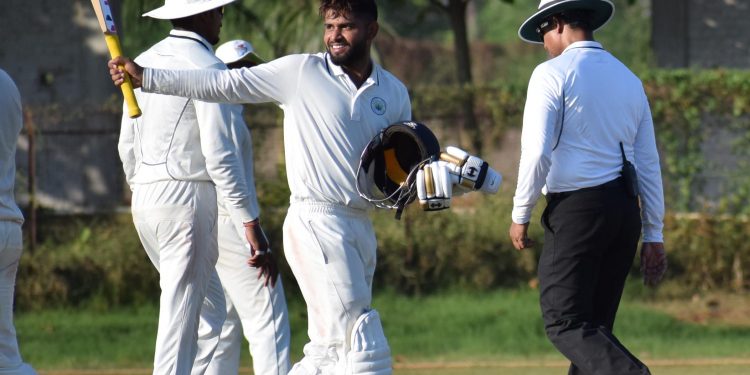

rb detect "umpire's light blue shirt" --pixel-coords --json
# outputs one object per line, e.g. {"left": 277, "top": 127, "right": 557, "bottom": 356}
{"left": 512, "top": 41, "right": 664, "bottom": 242}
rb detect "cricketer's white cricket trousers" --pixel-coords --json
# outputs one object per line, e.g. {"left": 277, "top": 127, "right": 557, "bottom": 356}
{"left": 205, "top": 214, "right": 292, "bottom": 375}
{"left": 284, "top": 202, "right": 378, "bottom": 375}
{"left": 131, "top": 180, "right": 226, "bottom": 375}
{"left": 0, "top": 222, "right": 36, "bottom": 375}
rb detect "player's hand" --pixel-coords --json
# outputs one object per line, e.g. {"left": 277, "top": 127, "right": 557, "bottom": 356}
{"left": 248, "top": 251, "right": 279, "bottom": 288}
{"left": 108, "top": 56, "right": 143, "bottom": 88}
{"left": 416, "top": 160, "right": 452, "bottom": 211}
{"left": 244, "top": 219, "right": 278, "bottom": 288}
{"left": 641, "top": 242, "right": 667, "bottom": 287}
{"left": 509, "top": 221, "right": 534, "bottom": 250}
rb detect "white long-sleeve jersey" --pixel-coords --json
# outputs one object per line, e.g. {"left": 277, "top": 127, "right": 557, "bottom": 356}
{"left": 142, "top": 52, "right": 412, "bottom": 211}
{"left": 512, "top": 41, "right": 665, "bottom": 242}
{"left": 216, "top": 105, "right": 260, "bottom": 219}
{"left": 119, "top": 30, "right": 258, "bottom": 223}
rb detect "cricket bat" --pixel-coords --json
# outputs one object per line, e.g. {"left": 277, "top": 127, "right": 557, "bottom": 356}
{"left": 90, "top": 0, "right": 142, "bottom": 118}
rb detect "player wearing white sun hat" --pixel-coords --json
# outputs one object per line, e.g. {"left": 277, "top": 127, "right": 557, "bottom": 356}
{"left": 510, "top": 1, "right": 665, "bottom": 374}
{"left": 216, "top": 39, "right": 265, "bottom": 68}
{"left": 205, "top": 39, "right": 291, "bottom": 375}
{"left": 117, "top": 1, "right": 277, "bottom": 374}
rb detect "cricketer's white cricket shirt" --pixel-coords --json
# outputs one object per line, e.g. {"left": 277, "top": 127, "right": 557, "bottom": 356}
{"left": 512, "top": 41, "right": 664, "bottom": 242}
{"left": 216, "top": 104, "right": 260, "bottom": 219}
{"left": 0, "top": 69, "right": 23, "bottom": 225}
{"left": 143, "top": 53, "right": 412, "bottom": 210}
{"left": 119, "top": 30, "right": 258, "bottom": 223}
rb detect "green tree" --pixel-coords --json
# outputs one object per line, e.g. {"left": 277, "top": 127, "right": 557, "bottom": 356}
{"left": 221, "top": 0, "right": 322, "bottom": 59}
{"left": 380, "top": 0, "right": 514, "bottom": 153}
{"left": 120, "top": 0, "right": 322, "bottom": 59}
{"left": 429, "top": 0, "right": 491, "bottom": 154}
{"left": 120, "top": 0, "right": 170, "bottom": 54}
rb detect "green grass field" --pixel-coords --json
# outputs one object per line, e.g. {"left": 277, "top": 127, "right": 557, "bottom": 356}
{"left": 396, "top": 363, "right": 750, "bottom": 375}
{"left": 16, "top": 288, "right": 750, "bottom": 374}
{"left": 32, "top": 362, "right": 750, "bottom": 375}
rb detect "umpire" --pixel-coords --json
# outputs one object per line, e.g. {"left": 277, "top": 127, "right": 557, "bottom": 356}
{"left": 508, "top": 1, "right": 667, "bottom": 374}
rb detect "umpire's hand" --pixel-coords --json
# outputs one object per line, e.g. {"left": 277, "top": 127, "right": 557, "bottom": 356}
{"left": 641, "top": 242, "right": 667, "bottom": 287}
{"left": 509, "top": 221, "right": 535, "bottom": 250}
{"left": 244, "top": 219, "right": 278, "bottom": 288}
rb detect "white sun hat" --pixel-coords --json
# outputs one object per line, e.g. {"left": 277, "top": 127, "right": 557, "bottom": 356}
{"left": 143, "top": 0, "right": 237, "bottom": 20}
{"left": 215, "top": 39, "right": 265, "bottom": 65}
{"left": 518, "top": 0, "right": 615, "bottom": 44}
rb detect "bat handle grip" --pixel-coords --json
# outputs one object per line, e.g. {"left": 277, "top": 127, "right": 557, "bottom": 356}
{"left": 120, "top": 74, "right": 141, "bottom": 118}
{"left": 105, "top": 34, "right": 142, "bottom": 118}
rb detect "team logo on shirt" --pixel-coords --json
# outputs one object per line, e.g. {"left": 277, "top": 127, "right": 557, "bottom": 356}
{"left": 371, "top": 97, "right": 386, "bottom": 115}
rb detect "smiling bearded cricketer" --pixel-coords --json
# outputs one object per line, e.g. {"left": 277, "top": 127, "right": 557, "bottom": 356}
{"left": 108, "top": 1, "right": 414, "bottom": 374}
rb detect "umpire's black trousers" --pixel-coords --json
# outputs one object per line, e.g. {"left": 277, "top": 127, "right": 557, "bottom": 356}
{"left": 539, "top": 178, "right": 650, "bottom": 375}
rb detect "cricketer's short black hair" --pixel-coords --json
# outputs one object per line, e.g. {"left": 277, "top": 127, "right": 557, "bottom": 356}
{"left": 171, "top": 16, "right": 192, "bottom": 29}
{"left": 319, "top": 0, "right": 378, "bottom": 22}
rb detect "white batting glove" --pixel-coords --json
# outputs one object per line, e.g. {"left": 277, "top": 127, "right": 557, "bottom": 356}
{"left": 439, "top": 146, "right": 502, "bottom": 195}
{"left": 416, "top": 160, "right": 452, "bottom": 211}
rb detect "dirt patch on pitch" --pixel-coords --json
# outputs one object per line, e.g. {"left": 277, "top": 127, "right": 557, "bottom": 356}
{"left": 648, "top": 292, "right": 750, "bottom": 326}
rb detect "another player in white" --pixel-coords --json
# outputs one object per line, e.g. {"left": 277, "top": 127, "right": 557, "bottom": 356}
{"left": 0, "top": 69, "right": 37, "bottom": 375}
{"left": 116, "top": 1, "right": 276, "bottom": 374}
{"left": 205, "top": 40, "right": 291, "bottom": 375}
{"left": 111, "top": 1, "right": 409, "bottom": 373}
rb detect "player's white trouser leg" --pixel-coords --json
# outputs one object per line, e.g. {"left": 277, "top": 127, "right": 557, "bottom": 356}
{"left": 132, "top": 180, "right": 225, "bottom": 375}
{"left": 283, "top": 202, "right": 390, "bottom": 375}
{"left": 191, "top": 271, "right": 226, "bottom": 375}
{"left": 0, "top": 222, "right": 37, "bottom": 375}
{"left": 205, "top": 299, "right": 242, "bottom": 374}
{"left": 205, "top": 215, "right": 291, "bottom": 375}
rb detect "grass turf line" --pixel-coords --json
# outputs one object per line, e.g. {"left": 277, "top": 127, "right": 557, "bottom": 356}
{"left": 16, "top": 288, "right": 750, "bottom": 370}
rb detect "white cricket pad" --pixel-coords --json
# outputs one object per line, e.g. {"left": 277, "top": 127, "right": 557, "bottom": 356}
{"left": 346, "top": 309, "right": 392, "bottom": 375}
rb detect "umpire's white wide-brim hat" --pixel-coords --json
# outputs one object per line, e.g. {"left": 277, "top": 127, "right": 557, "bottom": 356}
{"left": 215, "top": 40, "right": 265, "bottom": 65}
{"left": 143, "top": 0, "right": 236, "bottom": 20}
{"left": 518, "top": 0, "right": 615, "bottom": 44}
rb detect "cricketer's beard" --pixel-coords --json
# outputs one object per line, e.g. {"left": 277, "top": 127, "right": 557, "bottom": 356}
{"left": 327, "top": 36, "right": 368, "bottom": 67}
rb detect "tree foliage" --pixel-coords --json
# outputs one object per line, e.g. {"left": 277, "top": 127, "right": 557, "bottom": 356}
{"left": 221, "top": 0, "right": 322, "bottom": 59}
{"left": 120, "top": 0, "right": 322, "bottom": 59}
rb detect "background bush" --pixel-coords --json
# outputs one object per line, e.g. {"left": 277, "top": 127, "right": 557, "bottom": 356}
{"left": 372, "top": 191, "right": 540, "bottom": 295}
{"left": 17, "top": 214, "right": 159, "bottom": 311}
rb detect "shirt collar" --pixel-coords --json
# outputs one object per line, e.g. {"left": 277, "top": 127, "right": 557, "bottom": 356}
{"left": 169, "top": 29, "right": 213, "bottom": 52}
{"left": 562, "top": 40, "right": 604, "bottom": 54}
{"left": 325, "top": 53, "right": 380, "bottom": 86}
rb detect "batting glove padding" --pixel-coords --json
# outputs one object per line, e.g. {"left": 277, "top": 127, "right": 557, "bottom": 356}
{"left": 416, "top": 160, "right": 452, "bottom": 211}
{"left": 440, "top": 146, "right": 502, "bottom": 195}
